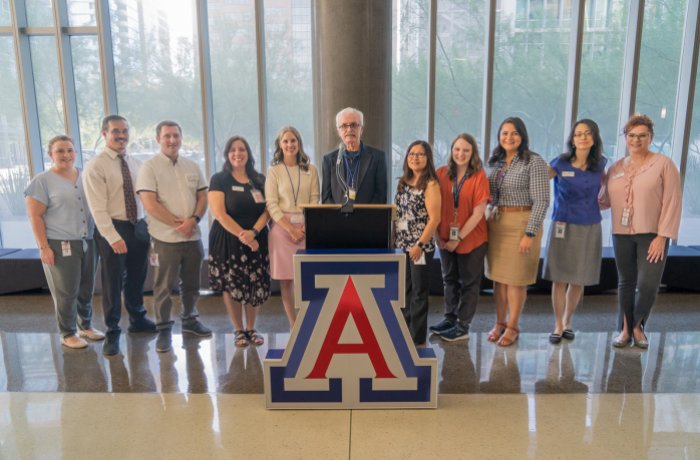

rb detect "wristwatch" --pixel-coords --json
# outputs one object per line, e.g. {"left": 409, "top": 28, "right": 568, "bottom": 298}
{"left": 417, "top": 241, "right": 425, "bottom": 250}
{"left": 525, "top": 231, "right": 536, "bottom": 238}
{"left": 191, "top": 215, "right": 201, "bottom": 223}
{"left": 251, "top": 228, "right": 260, "bottom": 238}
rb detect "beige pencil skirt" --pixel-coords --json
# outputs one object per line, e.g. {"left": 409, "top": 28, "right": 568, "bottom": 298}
{"left": 485, "top": 210, "right": 542, "bottom": 286}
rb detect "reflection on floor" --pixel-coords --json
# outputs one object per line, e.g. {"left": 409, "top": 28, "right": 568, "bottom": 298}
{"left": 1, "top": 291, "right": 700, "bottom": 458}
{"left": 2, "top": 330, "right": 700, "bottom": 395}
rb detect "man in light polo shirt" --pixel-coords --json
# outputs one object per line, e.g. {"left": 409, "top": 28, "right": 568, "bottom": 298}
{"left": 136, "top": 120, "right": 211, "bottom": 353}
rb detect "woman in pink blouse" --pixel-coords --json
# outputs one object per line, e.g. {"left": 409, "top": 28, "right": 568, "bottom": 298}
{"left": 601, "top": 114, "right": 681, "bottom": 349}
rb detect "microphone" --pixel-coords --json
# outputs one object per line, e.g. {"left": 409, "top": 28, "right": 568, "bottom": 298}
{"left": 336, "top": 143, "right": 344, "bottom": 165}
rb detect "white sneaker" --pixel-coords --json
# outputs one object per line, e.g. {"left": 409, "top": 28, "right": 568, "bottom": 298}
{"left": 78, "top": 328, "right": 106, "bottom": 341}
{"left": 61, "top": 335, "right": 88, "bottom": 349}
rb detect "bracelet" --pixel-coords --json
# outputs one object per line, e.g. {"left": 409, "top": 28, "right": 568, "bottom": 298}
{"left": 39, "top": 245, "right": 49, "bottom": 250}
{"left": 251, "top": 228, "right": 259, "bottom": 238}
{"left": 191, "top": 215, "right": 201, "bottom": 223}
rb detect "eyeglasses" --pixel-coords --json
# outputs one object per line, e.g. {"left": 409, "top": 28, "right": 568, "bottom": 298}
{"left": 408, "top": 152, "right": 427, "bottom": 158}
{"left": 626, "top": 133, "right": 650, "bottom": 141}
{"left": 573, "top": 131, "right": 592, "bottom": 138}
{"left": 338, "top": 123, "right": 361, "bottom": 131}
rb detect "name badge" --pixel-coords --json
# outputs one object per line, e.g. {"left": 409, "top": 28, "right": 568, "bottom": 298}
{"left": 621, "top": 207, "right": 631, "bottom": 227}
{"left": 251, "top": 189, "right": 265, "bottom": 203}
{"left": 149, "top": 252, "right": 159, "bottom": 267}
{"left": 396, "top": 220, "right": 408, "bottom": 231}
{"left": 562, "top": 171, "right": 575, "bottom": 177}
{"left": 449, "top": 225, "right": 460, "bottom": 241}
{"left": 348, "top": 188, "right": 357, "bottom": 201}
{"left": 231, "top": 185, "right": 245, "bottom": 192}
{"left": 290, "top": 214, "right": 304, "bottom": 225}
{"left": 61, "top": 241, "right": 72, "bottom": 257}
{"left": 555, "top": 221, "right": 566, "bottom": 239}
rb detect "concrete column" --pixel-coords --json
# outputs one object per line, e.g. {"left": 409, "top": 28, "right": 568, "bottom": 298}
{"left": 313, "top": 0, "right": 392, "bottom": 165}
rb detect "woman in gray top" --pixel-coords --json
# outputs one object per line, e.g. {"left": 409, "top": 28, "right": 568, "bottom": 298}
{"left": 25, "top": 135, "right": 104, "bottom": 349}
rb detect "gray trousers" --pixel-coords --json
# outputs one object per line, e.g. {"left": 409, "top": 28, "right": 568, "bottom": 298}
{"left": 42, "top": 239, "right": 97, "bottom": 338}
{"left": 612, "top": 233, "right": 668, "bottom": 333}
{"left": 151, "top": 238, "right": 204, "bottom": 329}
{"left": 439, "top": 242, "right": 487, "bottom": 330}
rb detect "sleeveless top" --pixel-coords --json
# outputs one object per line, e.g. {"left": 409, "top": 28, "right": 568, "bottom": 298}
{"left": 394, "top": 183, "right": 435, "bottom": 252}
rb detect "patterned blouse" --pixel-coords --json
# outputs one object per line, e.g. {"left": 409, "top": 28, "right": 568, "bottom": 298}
{"left": 394, "top": 184, "right": 435, "bottom": 252}
{"left": 486, "top": 152, "right": 550, "bottom": 235}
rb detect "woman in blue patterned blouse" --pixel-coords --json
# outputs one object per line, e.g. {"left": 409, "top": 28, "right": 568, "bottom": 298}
{"left": 485, "top": 117, "right": 550, "bottom": 346}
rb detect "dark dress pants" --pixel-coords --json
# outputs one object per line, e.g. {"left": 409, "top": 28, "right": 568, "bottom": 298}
{"left": 402, "top": 251, "right": 434, "bottom": 344}
{"left": 612, "top": 233, "right": 668, "bottom": 334}
{"left": 439, "top": 242, "right": 487, "bottom": 330}
{"left": 95, "top": 219, "right": 150, "bottom": 332}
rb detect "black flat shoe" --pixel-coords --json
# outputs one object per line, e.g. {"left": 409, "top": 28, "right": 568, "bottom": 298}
{"left": 549, "top": 333, "right": 562, "bottom": 344}
{"left": 562, "top": 329, "right": 575, "bottom": 341}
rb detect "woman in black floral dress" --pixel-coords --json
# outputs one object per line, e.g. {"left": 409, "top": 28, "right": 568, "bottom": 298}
{"left": 209, "top": 136, "right": 270, "bottom": 347}
{"left": 395, "top": 140, "right": 441, "bottom": 345}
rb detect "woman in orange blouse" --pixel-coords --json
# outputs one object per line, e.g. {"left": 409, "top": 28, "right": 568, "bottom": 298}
{"left": 431, "top": 133, "right": 489, "bottom": 342}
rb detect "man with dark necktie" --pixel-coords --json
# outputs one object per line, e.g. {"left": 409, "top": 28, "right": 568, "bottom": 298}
{"left": 83, "top": 115, "right": 156, "bottom": 356}
{"left": 321, "top": 107, "right": 388, "bottom": 205}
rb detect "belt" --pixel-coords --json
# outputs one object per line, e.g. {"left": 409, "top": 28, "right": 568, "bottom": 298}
{"left": 499, "top": 206, "right": 532, "bottom": 212}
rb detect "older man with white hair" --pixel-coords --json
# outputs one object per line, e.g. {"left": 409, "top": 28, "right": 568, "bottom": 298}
{"left": 321, "top": 107, "right": 388, "bottom": 204}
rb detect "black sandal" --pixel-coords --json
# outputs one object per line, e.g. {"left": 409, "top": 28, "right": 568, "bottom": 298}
{"left": 245, "top": 329, "right": 264, "bottom": 346}
{"left": 234, "top": 330, "right": 249, "bottom": 348}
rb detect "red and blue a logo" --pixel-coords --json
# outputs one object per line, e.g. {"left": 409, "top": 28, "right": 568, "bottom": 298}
{"left": 264, "top": 250, "right": 438, "bottom": 409}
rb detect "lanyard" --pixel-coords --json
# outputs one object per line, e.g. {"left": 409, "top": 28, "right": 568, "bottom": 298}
{"left": 492, "top": 160, "right": 510, "bottom": 206}
{"left": 452, "top": 172, "right": 469, "bottom": 209}
{"left": 343, "top": 149, "right": 362, "bottom": 189}
{"left": 283, "top": 164, "right": 301, "bottom": 207}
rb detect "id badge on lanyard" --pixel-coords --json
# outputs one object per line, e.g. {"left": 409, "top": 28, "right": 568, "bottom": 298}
{"left": 449, "top": 211, "right": 460, "bottom": 241}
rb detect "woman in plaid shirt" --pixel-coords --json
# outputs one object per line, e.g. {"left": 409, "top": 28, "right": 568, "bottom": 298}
{"left": 484, "top": 117, "right": 550, "bottom": 346}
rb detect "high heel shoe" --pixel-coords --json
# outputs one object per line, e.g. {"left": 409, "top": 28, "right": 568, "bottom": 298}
{"left": 487, "top": 322, "right": 506, "bottom": 342}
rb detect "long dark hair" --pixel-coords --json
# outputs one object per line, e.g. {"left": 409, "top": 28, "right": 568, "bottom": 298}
{"left": 271, "top": 126, "right": 310, "bottom": 171}
{"left": 447, "top": 133, "right": 482, "bottom": 180}
{"left": 561, "top": 119, "right": 604, "bottom": 171}
{"left": 488, "top": 116, "right": 531, "bottom": 166}
{"left": 397, "top": 140, "right": 438, "bottom": 192}
{"left": 222, "top": 135, "right": 265, "bottom": 189}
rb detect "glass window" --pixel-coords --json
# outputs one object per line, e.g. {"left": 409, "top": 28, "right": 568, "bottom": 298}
{"left": 263, "top": 0, "right": 313, "bottom": 166}
{"left": 392, "top": 0, "right": 430, "bottom": 187}
{"left": 29, "top": 36, "right": 65, "bottom": 170}
{"left": 0, "top": 37, "right": 31, "bottom": 248}
{"left": 434, "top": 0, "right": 486, "bottom": 167}
{"left": 492, "top": 0, "right": 571, "bottom": 161}
{"left": 1, "top": 0, "right": 10, "bottom": 26}
{"left": 68, "top": 0, "right": 97, "bottom": 27}
{"left": 109, "top": 0, "right": 204, "bottom": 174}
{"left": 680, "top": 68, "right": 700, "bottom": 245}
{"left": 26, "top": 0, "right": 53, "bottom": 28}
{"left": 578, "top": 0, "right": 628, "bottom": 159}
{"left": 208, "top": 0, "right": 261, "bottom": 171}
{"left": 70, "top": 35, "right": 103, "bottom": 163}
{"left": 635, "top": 0, "right": 687, "bottom": 156}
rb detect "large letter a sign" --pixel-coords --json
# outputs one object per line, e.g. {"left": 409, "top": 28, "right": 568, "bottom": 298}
{"left": 263, "top": 251, "right": 438, "bottom": 409}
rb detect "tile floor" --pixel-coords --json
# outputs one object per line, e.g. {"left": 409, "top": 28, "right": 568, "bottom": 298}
{"left": 1, "top": 291, "right": 699, "bottom": 459}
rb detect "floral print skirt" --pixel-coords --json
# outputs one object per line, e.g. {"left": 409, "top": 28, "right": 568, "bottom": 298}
{"left": 208, "top": 224, "right": 270, "bottom": 307}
